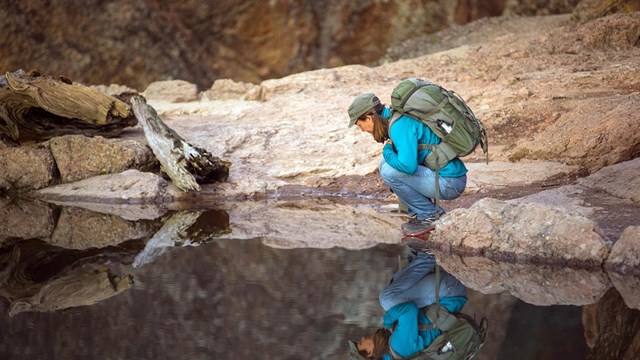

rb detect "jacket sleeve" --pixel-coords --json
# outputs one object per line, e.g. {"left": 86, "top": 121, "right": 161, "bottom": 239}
{"left": 384, "top": 302, "right": 424, "bottom": 358}
{"left": 383, "top": 117, "right": 420, "bottom": 175}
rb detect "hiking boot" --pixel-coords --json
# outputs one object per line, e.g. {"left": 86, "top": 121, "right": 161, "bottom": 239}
{"left": 406, "top": 243, "right": 435, "bottom": 257}
{"left": 401, "top": 217, "right": 436, "bottom": 236}
{"left": 406, "top": 246, "right": 435, "bottom": 263}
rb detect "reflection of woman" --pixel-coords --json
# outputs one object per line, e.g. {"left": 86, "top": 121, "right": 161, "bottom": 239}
{"left": 350, "top": 251, "right": 467, "bottom": 359}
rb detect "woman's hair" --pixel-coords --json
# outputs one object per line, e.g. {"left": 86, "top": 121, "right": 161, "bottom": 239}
{"left": 358, "top": 328, "right": 392, "bottom": 359}
{"left": 358, "top": 101, "right": 389, "bottom": 143}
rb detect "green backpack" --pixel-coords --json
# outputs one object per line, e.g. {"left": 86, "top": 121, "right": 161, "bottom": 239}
{"left": 388, "top": 304, "right": 488, "bottom": 360}
{"left": 388, "top": 78, "right": 488, "bottom": 170}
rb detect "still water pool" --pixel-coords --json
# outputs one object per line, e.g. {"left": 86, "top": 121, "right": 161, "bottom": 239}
{"left": 0, "top": 204, "right": 637, "bottom": 359}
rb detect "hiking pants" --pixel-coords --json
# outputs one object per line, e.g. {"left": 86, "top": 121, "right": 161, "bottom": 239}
{"left": 379, "top": 252, "right": 467, "bottom": 311}
{"left": 379, "top": 159, "right": 466, "bottom": 220}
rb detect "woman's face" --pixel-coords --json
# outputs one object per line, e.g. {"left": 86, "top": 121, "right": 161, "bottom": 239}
{"left": 355, "top": 114, "right": 374, "bottom": 135}
{"left": 357, "top": 335, "right": 374, "bottom": 358}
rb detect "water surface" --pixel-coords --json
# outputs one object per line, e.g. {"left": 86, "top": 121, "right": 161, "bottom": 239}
{"left": 0, "top": 202, "right": 638, "bottom": 359}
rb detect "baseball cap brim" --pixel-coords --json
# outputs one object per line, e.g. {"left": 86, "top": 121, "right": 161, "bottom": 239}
{"left": 347, "top": 341, "right": 368, "bottom": 360}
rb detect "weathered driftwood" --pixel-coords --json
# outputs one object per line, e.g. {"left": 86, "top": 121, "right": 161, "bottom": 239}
{"left": 130, "top": 95, "right": 230, "bottom": 192}
{"left": 0, "top": 69, "right": 137, "bottom": 142}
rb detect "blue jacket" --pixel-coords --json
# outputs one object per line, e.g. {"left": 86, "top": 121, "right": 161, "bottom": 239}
{"left": 381, "top": 297, "right": 468, "bottom": 360}
{"left": 381, "top": 107, "right": 467, "bottom": 178}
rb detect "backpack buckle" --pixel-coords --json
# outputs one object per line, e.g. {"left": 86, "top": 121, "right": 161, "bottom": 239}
{"left": 439, "top": 341, "right": 455, "bottom": 354}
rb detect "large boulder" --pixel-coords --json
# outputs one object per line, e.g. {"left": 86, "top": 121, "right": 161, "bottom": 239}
{"left": 432, "top": 198, "right": 611, "bottom": 264}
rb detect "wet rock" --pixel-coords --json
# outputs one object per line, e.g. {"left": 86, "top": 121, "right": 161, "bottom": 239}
{"left": 141, "top": 80, "right": 199, "bottom": 103}
{"left": 435, "top": 253, "right": 610, "bottom": 306}
{"left": 605, "top": 226, "right": 640, "bottom": 275}
{"left": 50, "top": 206, "right": 158, "bottom": 250}
{"left": 432, "top": 198, "right": 611, "bottom": 264}
{"left": 579, "top": 158, "right": 640, "bottom": 203}
{"left": 35, "top": 169, "right": 182, "bottom": 205}
{"left": 0, "top": 145, "right": 55, "bottom": 192}
{"left": 0, "top": 198, "right": 55, "bottom": 240}
{"left": 47, "top": 135, "right": 158, "bottom": 184}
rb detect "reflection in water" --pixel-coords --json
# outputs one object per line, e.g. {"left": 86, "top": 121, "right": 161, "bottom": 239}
{"left": 0, "top": 204, "right": 230, "bottom": 317}
{"left": 434, "top": 253, "right": 611, "bottom": 306}
{"left": 350, "top": 251, "right": 487, "bottom": 360}
{"left": 133, "top": 210, "right": 231, "bottom": 267}
{"left": 0, "top": 238, "right": 138, "bottom": 316}
{"left": 0, "top": 200, "right": 639, "bottom": 359}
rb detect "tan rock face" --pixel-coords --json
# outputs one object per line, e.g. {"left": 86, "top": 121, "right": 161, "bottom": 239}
{"left": 509, "top": 94, "right": 640, "bottom": 171}
{"left": 0, "top": 145, "right": 54, "bottom": 192}
{"left": 579, "top": 158, "right": 640, "bottom": 204}
{"left": 141, "top": 80, "right": 199, "bottom": 103}
{"left": 47, "top": 135, "right": 158, "bottom": 183}
{"left": 35, "top": 170, "right": 180, "bottom": 205}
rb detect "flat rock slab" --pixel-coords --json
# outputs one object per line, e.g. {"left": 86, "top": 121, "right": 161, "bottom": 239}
{"left": 35, "top": 169, "right": 182, "bottom": 205}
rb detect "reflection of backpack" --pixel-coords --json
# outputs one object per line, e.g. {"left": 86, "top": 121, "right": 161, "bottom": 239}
{"left": 389, "top": 78, "right": 488, "bottom": 170}
{"left": 389, "top": 304, "right": 488, "bottom": 360}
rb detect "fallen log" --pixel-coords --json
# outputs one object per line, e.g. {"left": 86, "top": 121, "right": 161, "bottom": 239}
{"left": 0, "top": 70, "right": 138, "bottom": 142}
{"left": 130, "top": 95, "right": 230, "bottom": 192}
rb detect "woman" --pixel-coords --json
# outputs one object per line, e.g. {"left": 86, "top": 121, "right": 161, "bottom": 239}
{"left": 351, "top": 250, "right": 467, "bottom": 360}
{"left": 347, "top": 93, "right": 467, "bottom": 236}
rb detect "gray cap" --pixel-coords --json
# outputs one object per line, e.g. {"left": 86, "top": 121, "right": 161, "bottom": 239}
{"left": 347, "top": 341, "right": 367, "bottom": 360}
{"left": 347, "top": 93, "right": 380, "bottom": 128}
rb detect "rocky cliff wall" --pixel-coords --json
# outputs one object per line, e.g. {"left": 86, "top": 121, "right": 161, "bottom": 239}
{"left": 1, "top": 0, "right": 579, "bottom": 90}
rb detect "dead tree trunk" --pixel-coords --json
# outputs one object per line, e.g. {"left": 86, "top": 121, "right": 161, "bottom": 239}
{"left": 0, "top": 69, "right": 137, "bottom": 142}
{"left": 130, "top": 95, "right": 230, "bottom": 192}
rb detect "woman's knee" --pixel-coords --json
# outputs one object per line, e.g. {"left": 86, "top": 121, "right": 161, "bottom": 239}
{"left": 379, "top": 162, "right": 402, "bottom": 184}
{"left": 441, "top": 177, "right": 466, "bottom": 200}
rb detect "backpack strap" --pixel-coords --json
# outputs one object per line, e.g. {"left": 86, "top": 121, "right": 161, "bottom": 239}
{"left": 388, "top": 345, "right": 407, "bottom": 360}
{"left": 425, "top": 304, "right": 458, "bottom": 332}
